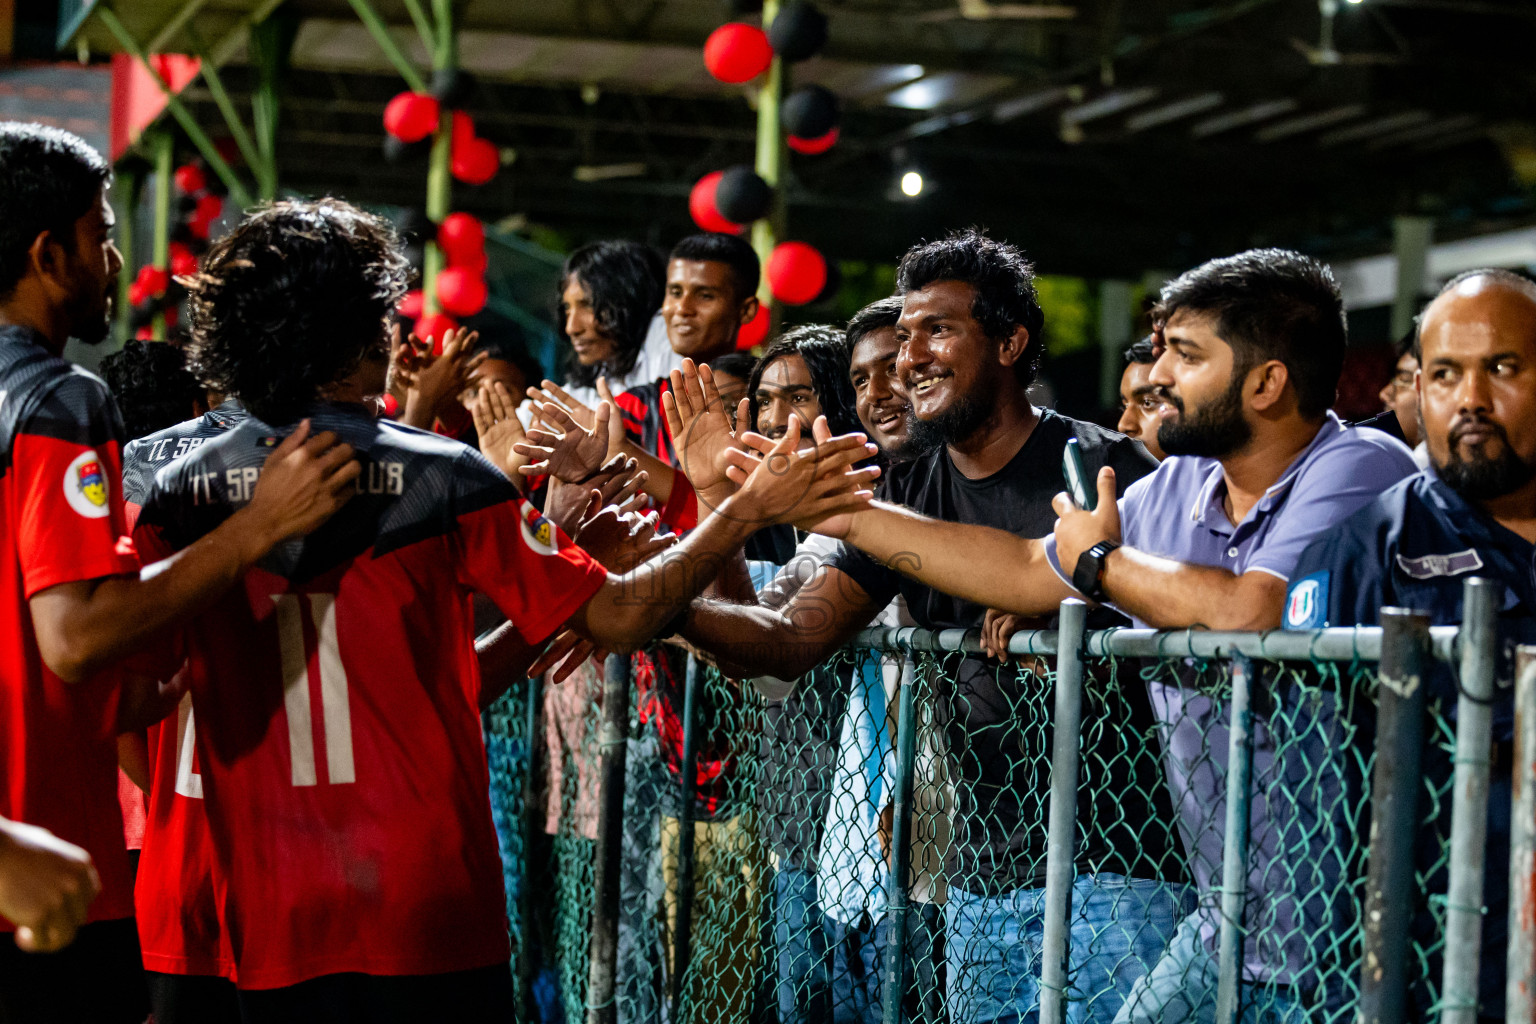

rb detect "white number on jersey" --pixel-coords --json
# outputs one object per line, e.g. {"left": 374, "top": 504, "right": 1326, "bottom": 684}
{"left": 271, "top": 594, "right": 356, "bottom": 786}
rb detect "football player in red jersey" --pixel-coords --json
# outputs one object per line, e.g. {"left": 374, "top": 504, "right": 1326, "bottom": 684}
{"left": 0, "top": 123, "right": 359, "bottom": 1023}
{"left": 131, "top": 198, "right": 876, "bottom": 1023}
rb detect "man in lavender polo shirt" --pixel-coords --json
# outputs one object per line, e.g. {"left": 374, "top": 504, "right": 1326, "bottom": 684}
{"left": 800, "top": 249, "right": 1418, "bottom": 1020}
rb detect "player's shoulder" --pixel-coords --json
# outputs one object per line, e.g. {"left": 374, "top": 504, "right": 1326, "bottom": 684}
{"left": 6, "top": 363, "right": 121, "bottom": 451}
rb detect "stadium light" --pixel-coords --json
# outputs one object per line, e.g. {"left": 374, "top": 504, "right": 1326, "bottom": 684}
{"left": 900, "top": 170, "right": 924, "bottom": 197}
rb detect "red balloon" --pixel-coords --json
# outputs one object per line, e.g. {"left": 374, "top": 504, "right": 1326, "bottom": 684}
{"left": 168, "top": 242, "right": 198, "bottom": 278}
{"left": 413, "top": 312, "right": 458, "bottom": 354}
{"left": 787, "top": 127, "right": 839, "bottom": 155}
{"left": 128, "top": 282, "right": 147, "bottom": 307}
{"left": 451, "top": 137, "right": 499, "bottom": 186}
{"left": 451, "top": 111, "right": 476, "bottom": 149}
{"left": 139, "top": 265, "right": 170, "bottom": 297}
{"left": 188, "top": 213, "right": 212, "bottom": 240}
{"left": 173, "top": 163, "right": 206, "bottom": 194}
{"left": 766, "top": 241, "right": 827, "bottom": 306}
{"left": 736, "top": 305, "right": 769, "bottom": 350}
{"left": 383, "top": 91, "right": 440, "bottom": 143}
{"left": 449, "top": 247, "right": 489, "bottom": 275}
{"left": 703, "top": 24, "right": 773, "bottom": 84}
{"left": 380, "top": 393, "right": 400, "bottom": 419}
{"left": 438, "top": 212, "right": 486, "bottom": 263}
{"left": 195, "top": 194, "right": 223, "bottom": 223}
{"left": 689, "top": 171, "right": 741, "bottom": 234}
{"left": 135, "top": 325, "right": 154, "bottom": 341}
{"left": 398, "top": 289, "right": 425, "bottom": 320}
{"left": 436, "top": 267, "right": 488, "bottom": 317}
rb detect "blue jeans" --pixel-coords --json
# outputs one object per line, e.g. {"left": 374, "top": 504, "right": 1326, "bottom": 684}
{"left": 774, "top": 866, "right": 943, "bottom": 1024}
{"left": 1112, "top": 912, "right": 1304, "bottom": 1024}
{"left": 944, "top": 874, "right": 1189, "bottom": 1024}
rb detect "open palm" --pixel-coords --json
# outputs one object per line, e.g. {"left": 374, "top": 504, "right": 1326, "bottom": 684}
{"left": 663, "top": 359, "right": 749, "bottom": 512}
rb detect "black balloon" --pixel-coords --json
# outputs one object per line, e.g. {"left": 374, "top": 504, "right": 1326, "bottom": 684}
{"left": 767, "top": 2, "right": 828, "bottom": 62}
{"left": 715, "top": 165, "right": 772, "bottom": 224}
{"left": 814, "top": 259, "right": 841, "bottom": 304}
{"left": 783, "top": 85, "right": 839, "bottom": 139}
{"left": 383, "top": 135, "right": 431, "bottom": 165}
{"left": 432, "top": 68, "right": 477, "bottom": 108}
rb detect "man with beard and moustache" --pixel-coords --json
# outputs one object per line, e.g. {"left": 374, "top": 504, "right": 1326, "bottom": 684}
{"left": 1284, "top": 268, "right": 1536, "bottom": 1020}
{"left": 798, "top": 248, "right": 1419, "bottom": 1021}
{"left": 673, "top": 231, "right": 1182, "bottom": 1024}
{"left": 0, "top": 124, "right": 361, "bottom": 1023}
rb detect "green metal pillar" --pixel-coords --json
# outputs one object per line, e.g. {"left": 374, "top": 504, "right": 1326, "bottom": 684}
{"left": 112, "top": 166, "right": 144, "bottom": 348}
{"left": 248, "top": 12, "right": 297, "bottom": 201}
{"left": 422, "top": 0, "right": 456, "bottom": 315}
{"left": 151, "top": 132, "right": 174, "bottom": 341}
{"left": 752, "top": 0, "right": 786, "bottom": 318}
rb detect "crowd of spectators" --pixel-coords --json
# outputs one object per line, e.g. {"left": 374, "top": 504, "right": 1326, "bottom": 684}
{"left": 0, "top": 117, "right": 1532, "bottom": 1024}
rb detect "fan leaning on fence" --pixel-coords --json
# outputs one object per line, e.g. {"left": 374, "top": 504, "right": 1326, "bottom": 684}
{"left": 748, "top": 249, "right": 1419, "bottom": 1023}
{"left": 1284, "top": 269, "right": 1536, "bottom": 1020}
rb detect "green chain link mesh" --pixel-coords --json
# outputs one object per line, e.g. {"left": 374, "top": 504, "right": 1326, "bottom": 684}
{"left": 482, "top": 634, "right": 1463, "bottom": 1024}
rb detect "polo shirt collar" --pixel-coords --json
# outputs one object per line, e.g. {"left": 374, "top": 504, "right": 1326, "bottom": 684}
{"left": 1186, "top": 412, "right": 1344, "bottom": 532}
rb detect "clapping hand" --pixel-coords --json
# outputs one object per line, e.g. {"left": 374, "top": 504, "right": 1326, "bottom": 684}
{"left": 401, "top": 327, "right": 486, "bottom": 430}
{"left": 721, "top": 416, "right": 881, "bottom": 529}
{"left": 470, "top": 381, "right": 530, "bottom": 483}
{"left": 545, "top": 453, "right": 649, "bottom": 539}
{"left": 571, "top": 491, "right": 677, "bottom": 574}
{"left": 0, "top": 817, "right": 100, "bottom": 953}
{"left": 662, "top": 358, "right": 752, "bottom": 514}
{"left": 514, "top": 400, "right": 615, "bottom": 484}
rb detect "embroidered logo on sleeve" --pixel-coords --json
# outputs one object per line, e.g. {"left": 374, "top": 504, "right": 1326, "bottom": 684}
{"left": 1284, "top": 572, "right": 1328, "bottom": 629}
{"left": 1395, "top": 549, "right": 1484, "bottom": 579}
{"left": 64, "top": 449, "right": 111, "bottom": 519}
{"left": 519, "top": 506, "right": 559, "bottom": 557}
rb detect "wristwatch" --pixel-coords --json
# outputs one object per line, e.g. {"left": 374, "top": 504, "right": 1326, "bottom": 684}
{"left": 1071, "top": 540, "right": 1121, "bottom": 602}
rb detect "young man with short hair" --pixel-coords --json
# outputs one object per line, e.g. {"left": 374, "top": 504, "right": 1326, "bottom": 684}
{"left": 1116, "top": 335, "right": 1167, "bottom": 461}
{"left": 800, "top": 249, "right": 1421, "bottom": 1022}
{"left": 0, "top": 123, "right": 357, "bottom": 1024}
{"left": 1286, "top": 268, "right": 1536, "bottom": 1019}
{"left": 676, "top": 230, "right": 1178, "bottom": 1024}
{"left": 132, "top": 199, "right": 870, "bottom": 1022}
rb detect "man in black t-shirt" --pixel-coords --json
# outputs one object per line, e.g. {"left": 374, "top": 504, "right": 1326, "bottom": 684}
{"left": 679, "top": 230, "right": 1182, "bottom": 1024}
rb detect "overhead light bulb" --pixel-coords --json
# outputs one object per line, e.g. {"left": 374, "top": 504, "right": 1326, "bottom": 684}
{"left": 900, "top": 170, "right": 923, "bottom": 197}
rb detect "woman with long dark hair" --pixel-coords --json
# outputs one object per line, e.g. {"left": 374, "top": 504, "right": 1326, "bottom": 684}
{"left": 557, "top": 240, "right": 665, "bottom": 395}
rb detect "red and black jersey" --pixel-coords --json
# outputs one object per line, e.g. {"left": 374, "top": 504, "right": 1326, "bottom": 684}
{"left": 0, "top": 325, "right": 139, "bottom": 930}
{"left": 614, "top": 378, "right": 699, "bottom": 531}
{"left": 122, "top": 401, "right": 250, "bottom": 979}
{"left": 133, "top": 402, "right": 607, "bottom": 989}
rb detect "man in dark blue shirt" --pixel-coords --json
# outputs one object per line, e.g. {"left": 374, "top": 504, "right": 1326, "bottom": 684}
{"left": 1286, "top": 267, "right": 1536, "bottom": 1018}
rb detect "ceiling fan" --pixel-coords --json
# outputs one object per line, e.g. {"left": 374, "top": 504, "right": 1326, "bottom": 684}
{"left": 916, "top": 0, "right": 1077, "bottom": 23}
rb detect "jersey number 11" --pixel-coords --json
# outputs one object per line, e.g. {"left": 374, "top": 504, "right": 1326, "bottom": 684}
{"left": 272, "top": 594, "right": 356, "bottom": 786}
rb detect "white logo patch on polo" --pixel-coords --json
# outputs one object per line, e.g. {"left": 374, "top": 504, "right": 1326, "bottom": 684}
{"left": 1395, "top": 549, "right": 1483, "bottom": 580}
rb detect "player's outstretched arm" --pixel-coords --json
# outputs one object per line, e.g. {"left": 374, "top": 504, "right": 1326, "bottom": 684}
{"left": 679, "top": 562, "right": 883, "bottom": 679}
{"left": 0, "top": 816, "right": 100, "bottom": 953}
{"left": 566, "top": 417, "right": 879, "bottom": 653}
{"left": 31, "top": 421, "right": 360, "bottom": 683}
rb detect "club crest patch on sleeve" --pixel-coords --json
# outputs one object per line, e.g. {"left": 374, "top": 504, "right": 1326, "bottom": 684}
{"left": 64, "top": 449, "right": 111, "bottom": 519}
{"left": 1285, "top": 571, "right": 1328, "bottom": 630}
{"left": 519, "top": 506, "right": 559, "bottom": 557}
{"left": 1394, "top": 548, "right": 1484, "bottom": 579}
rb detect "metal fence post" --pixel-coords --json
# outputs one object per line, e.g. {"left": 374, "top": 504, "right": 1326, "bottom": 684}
{"left": 671, "top": 655, "right": 701, "bottom": 1013}
{"left": 521, "top": 671, "right": 545, "bottom": 1022}
{"left": 1041, "top": 599, "right": 1088, "bottom": 1024}
{"left": 882, "top": 653, "right": 919, "bottom": 1024}
{"left": 587, "top": 653, "right": 633, "bottom": 1024}
{"left": 1441, "top": 577, "right": 1499, "bottom": 1024}
{"left": 1215, "top": 653, "right": 1256, "bottom": 1024}
{"left": 1357, "top": 608, "right": 1430, "bottom": 1024}
{"left": 1507, "top": 646, "right": 1536, "bottom": 1023}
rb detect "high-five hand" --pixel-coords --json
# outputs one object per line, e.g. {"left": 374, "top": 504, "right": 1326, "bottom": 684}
{"left": 722, "top": 416, "right": 880, "bottom": 528}
{"left": 470, "top": 381, "right": 531, "bottom": 482}
{"left": 662, "top": 358, "right": 749, "bottom": 512}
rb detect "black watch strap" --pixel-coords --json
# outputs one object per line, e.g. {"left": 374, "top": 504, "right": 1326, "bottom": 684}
{"left": 1071, "top": 540, "right": 1121, "bottom": 602}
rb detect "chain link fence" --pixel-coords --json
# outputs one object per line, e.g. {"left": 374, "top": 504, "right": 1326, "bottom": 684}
{"left": 485, "top": 580, "right": 1520, "bottom": 1024}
